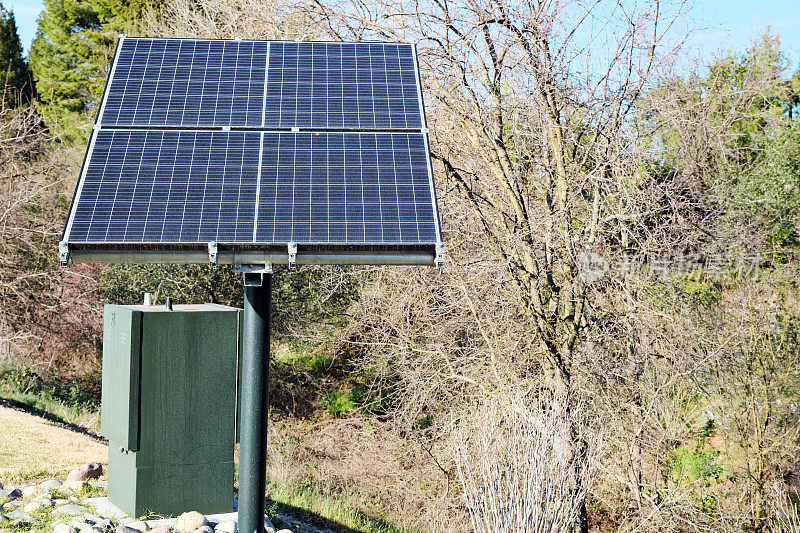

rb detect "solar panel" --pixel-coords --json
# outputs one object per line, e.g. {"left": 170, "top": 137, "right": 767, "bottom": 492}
{"left": 264, "top": 42, "right": 423, "bottom": 130}
{"left": 62, "top": 37, "right": 442, "bottom": 267}
{"left": 257, "top": 132, "right": 435, "bottom": 243}
{"left": 66, "top": 130, "right": 261, "bottom": 243}
{"left": 100, "top": 39, "right": 268, "bottom": 128}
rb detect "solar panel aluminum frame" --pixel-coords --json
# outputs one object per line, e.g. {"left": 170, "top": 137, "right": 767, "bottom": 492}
{"left": 60, "top": 37, "right": 443, "bottom": 268}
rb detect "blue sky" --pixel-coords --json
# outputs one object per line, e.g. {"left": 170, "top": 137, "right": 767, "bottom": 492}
{"left": 4, "top": 0, "right": 800, "bottom": 71}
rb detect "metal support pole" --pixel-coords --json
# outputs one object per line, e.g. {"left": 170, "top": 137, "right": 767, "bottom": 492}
{"left": 239, "top": 274, "right": 271, "bottom": 533}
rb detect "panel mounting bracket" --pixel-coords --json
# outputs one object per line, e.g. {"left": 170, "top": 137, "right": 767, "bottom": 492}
{"left": 435, "top": 241, "right": 444, "bottom": 271}
{"left": 208, "top": 241, "right": 218, "bottom": 267}
{"left": 288, "top": 242, "right": 298, "bottom": 270}
{"left": 237, "top": 263, "right": 273, "bottom": 287}
{"left": 59, "top": 241, "right": 70, "bottom": 268}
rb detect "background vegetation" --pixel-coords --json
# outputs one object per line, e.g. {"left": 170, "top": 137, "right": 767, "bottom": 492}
{"left": 1, "top": 0, "right": 799, "bottom": 531}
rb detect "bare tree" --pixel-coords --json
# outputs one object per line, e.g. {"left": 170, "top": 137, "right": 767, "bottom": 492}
{"left": 305, "top": 0, "right": 689, "bottom": 528}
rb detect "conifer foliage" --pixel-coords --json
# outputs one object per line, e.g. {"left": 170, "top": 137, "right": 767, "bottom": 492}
{"left": 0, "top": 3, "right": 32, "bottom": 108}
{"left": 29, "top": 0, "right": 161, "bottom": 139}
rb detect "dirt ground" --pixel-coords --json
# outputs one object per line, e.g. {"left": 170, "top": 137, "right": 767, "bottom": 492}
{"left": 0, "top": 404, "right": 108, "bottom": 482}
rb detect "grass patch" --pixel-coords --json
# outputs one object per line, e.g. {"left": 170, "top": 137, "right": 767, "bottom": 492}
{"left": 266, "top": 479, "right": 416, "bottom": 533}
{"left": 0, "top": 401, "right": 107, "bottom": 482}
{"left": 0, "top": 364, "right": 100, "bottom": 431}
{"left": 321, "top": 390, "right": 355, "bottom": 418}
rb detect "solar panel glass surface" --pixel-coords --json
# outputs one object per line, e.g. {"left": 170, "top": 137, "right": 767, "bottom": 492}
{"left": 256, "top": 132, "right": 436, "bottom": 244}
{"left": 264, "top": 42, "right": 423, "bottom": 130}
{"left": 64, "top": 37, "right": 441, "bottom": 261}
{"left": 101, "top": 39, "right": 268, "bottom": 127}
{"left": 67, "top": 130, "right": 261, "bottom": 243}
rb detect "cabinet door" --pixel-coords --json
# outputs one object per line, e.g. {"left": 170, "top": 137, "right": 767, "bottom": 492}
{"left": 100, "top": 305, "right": 141, "bottom": 451}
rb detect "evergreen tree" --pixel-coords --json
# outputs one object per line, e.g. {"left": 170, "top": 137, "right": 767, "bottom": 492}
{"left": 29, "top": 0, "right": 162, "bottom": 140}
{"left": 0, "top": 3, "right": 33, "bottom": 108}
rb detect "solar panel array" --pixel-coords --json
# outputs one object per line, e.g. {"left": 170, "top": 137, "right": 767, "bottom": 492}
{"left": 63, "top": 36, "right": 441, "bottom": 257}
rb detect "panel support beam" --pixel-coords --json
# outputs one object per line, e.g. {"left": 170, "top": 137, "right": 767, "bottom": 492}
{"left": 67, "top": 248, "right": 437, "bottom": 266}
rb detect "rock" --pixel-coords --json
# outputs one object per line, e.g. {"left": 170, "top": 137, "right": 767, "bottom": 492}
{"left": 126, "top": 521, "right": 150, "bottom": 531}
{"left": 3, "top": 500, "right": 28, "bottom": 509}
{"left": 84, "top": 515, "right": 114, "bottom": 531}
{"left": 20, "top": 486, "right": 37, "bottom": 499}
{"left": 6, "top": 509, "right": 32, "bottom": 522}
{"left": 55, "top": 503, "right": 89, "bottom": 516}
{"left": 71, "top": 522, "right": 99, "bottom": 533}
{"left": 174, "top": 511, "right": 207, "bottom": 532}
{"left": 67, "top": 463, "right": 103, "bottom": 482}
{"left": 0, "top": 489, "right": 21, "bottom": 500}
{"left": 65, "top": 480, "right": 90, "bottom": 492}
{"left": 149, "top": 528, "right": 172, "bottom": 533}
{"left": 117, "top": 526, "right": 142, "bottom": 533}
{"left": 38, "top": 499, "right": 54, "bottom": 508}
{"left": 22, "top": 502, "right": 42, "bottom": 513}
{"left": 276, "top": 530, "right": 293, "bottom": 533}
{"left": 194, "top": 527, "right": 213, "bottom": 533}
{"left": 36, "top": 488, "right": 54, "bottom": 500}
{"left": 213, "top": 521, "right": 237, "bottom": 533}
{"left": 0, "top": 480, "right": 3, "bottom": 489}
{"left": 38, "top": 479, "right": 63, "bottom": 490}
{"left": 53, "top": 525, "right": 71, "bottom": 533}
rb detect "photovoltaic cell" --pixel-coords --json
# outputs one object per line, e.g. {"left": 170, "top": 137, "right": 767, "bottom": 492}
{"left": 263, "top": 42, "right": 423, "bottom": 130}
{"left": 100, "top": 39, "right": 268, "bottom": 128}
{"left": 68, "top": 130, "right": 262, "bottom": 243}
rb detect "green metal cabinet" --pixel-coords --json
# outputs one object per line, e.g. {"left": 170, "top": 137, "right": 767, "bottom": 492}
{"left": 101, "top": 303, "right": 242, "bottom": 517}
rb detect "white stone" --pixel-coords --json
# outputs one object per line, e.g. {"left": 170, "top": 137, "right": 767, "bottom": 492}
{"left": 6, "top": 509, "right": 32, "bottom": 522}
{"left": 194, "top": 527, "right": 213, "bottom": 533}
{"left": 276, "top": 530, "right": 293, "bottom": 533}
{"left": 20, "top": 486, "right": 37, "bottom": 499}
{"left": 214, "top": 520, "right": 237, "bottom": 533}
{"left": 53, "top": 523, "right": 71, "bottom": 533}
{"left": 174, "top": 511, "right": 207, "bottom": 532}
{"left": 38, "top": 479, "right": 63, "bottom": 490}
{"left": 65, "top": 480, "right": 90, "bottom": 492}
{"left": 22, "top": 501, "right": 42, "bottom": 513}
{"left": 4, "top": 499, "right": 28, "bottom": 509}
{"left": 85, "top": 497, "right": 128, "bottom": 521}
{"left": 126, "top": 520, "right": 150, "bottom": 531}
{"left": 56, "top": 503, "right": 90, "bottom": 516}
{"left": 117, "top": 526, "right": 141, "bottom": 533}
{"left": 38, "top": 498, "right": 55, "bottom": 508}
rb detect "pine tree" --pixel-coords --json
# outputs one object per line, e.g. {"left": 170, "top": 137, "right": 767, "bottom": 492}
{"left": 29, "top": 0, "right": 163, "bottom": 140}
{"left": 0, "top": 3, "right": 33, "bottom": 108}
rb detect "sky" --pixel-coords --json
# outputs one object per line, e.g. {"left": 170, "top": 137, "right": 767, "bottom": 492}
{"left": 3, "top": 0, "right": 800, "bottom": 72}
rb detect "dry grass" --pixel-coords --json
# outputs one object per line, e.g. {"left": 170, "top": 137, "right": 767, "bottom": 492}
{"left": 0, "top": 404, "right": 107, "bottom": 482}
